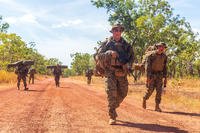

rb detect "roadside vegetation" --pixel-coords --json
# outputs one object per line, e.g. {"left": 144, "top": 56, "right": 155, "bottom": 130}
{"left": 70, "top": 75, "right": 200, "bottom": 113}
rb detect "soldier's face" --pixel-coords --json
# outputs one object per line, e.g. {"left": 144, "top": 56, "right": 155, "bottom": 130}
{"left": 112, "top": 28, "right": 122, "bottom": 41}
{"left": 158, "top": 45, "right": 165, "bottom": 53}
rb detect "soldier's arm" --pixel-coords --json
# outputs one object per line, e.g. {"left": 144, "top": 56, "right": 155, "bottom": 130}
{"left": 128, "top": 44, "right": 134, "bottom": 67}
{"left": 163, "top": 55, "right": 167, "bottom": 78}
{"left": 146, "top": 55, "right": 153, "bottom": 78}
{"left": 163, "top": 55, "right": 168, "bottom": 87}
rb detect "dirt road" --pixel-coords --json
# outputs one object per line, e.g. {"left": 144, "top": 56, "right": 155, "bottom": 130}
{"left": 0, "top": 78, "right": 199, "bottom": 133}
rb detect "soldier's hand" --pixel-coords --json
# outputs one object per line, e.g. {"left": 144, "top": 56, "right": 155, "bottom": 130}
{"left": 110, "top": 51, "right": 118, "bottom": 58}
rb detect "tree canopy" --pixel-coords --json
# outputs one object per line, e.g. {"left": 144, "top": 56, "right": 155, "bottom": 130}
{"left": 0, "top": 16, "right": 62, "bottom": 74}
{"left": 91, "top": 0, "right": 200, "bottom": 77}
{"left": 70, "top": 53, "right": 94, "bottom": 75}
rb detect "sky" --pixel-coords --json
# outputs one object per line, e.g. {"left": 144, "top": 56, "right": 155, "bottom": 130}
{"left": 0, "top": 0, "right": 200, "bottom": 67}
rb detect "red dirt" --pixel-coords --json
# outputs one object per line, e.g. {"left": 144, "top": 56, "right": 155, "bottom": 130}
{"left": 0, "top": 78, "right": 199, "bottom": 132}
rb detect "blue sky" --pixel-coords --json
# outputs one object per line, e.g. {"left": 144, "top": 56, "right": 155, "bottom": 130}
{"left": 0, "top": 0, "right": 199, "bottom": 66}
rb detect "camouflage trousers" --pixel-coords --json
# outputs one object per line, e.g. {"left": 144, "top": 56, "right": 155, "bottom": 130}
{"left": 29, "top": 75, "right": 34, "bottom": 84}
{"left": 87, "top": 76, "right": 92, "bottom": 84}
{"left": 54, "top": 75, "right": 60, "bottom": 87}
{"left": 105, "top": 72, "right": 128, "bottom": 119}
{"left": 143, "top": 74, "right": 163, "bottom": 104}
{"left": 17, "top": 75, "right": 27, "bottom": 89}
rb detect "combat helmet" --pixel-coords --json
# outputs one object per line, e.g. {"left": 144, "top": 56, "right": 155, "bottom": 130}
{"left": 110, "top": 23, "right": 124, "bottom": 33}
{"left": 155, "top": 42, "right": 167, "bottom": 48}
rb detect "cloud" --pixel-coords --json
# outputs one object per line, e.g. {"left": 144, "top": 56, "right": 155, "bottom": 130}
{"left": 168, "top": 0, "right": 193, "bottom": 8}
{"left": 52, "top": 19, "right": 83, "bottom": 28}
{"left": 5, "top": 14, "right": 38, "bottom": 25}
{"left": 35, "top": 35, "right": 98, "bottom": 66}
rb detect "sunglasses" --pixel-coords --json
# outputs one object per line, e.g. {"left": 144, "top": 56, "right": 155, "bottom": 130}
{"left": 112, "top": 29, "right": 122, "bottom": 32}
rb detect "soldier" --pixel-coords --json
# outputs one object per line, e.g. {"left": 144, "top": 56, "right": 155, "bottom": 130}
{"left": 85, "top": 68, "right": 93, "bottom": 84}
{"left": 53, "top": 64, "right": 62, "bottom": 87}
{"left": 142, "top": 42, "right": 167, "bottom": 112}
{"left": 97, "top": 24, "right": 134, "bottom": 125}
{"left": 29, "top": 68, "right": 36, "bottom": 84}
{"left": 16, "top": 63, "right": 29, "bottom": 90}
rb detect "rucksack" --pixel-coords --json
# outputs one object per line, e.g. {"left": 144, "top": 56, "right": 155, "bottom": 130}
{"left": 93, "top": 39, "right": 109, "bottom": 77}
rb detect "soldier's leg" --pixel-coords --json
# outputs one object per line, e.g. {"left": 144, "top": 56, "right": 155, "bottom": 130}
{"left": 22, "top": 76, "right": 28, "bottom": 90}
{"left": 29, "top": 76, "right": 31, "bottom": 84}
{"left": 143, "top": 85, "right": 155, "bottom": 100}
{"left": 106, "top": 74, "right": 118, "bottom": 122}
{"left": 88, "top": 76, "right": 91, "bottom": 84}
{"left": 155, "top": 77, "right": 163, "bottom": 112}
{"left": 54, "top": 76, "right": 58, "bottom": 86}
{"left": 143, "top": 78, "right": 156, "bottom": 109}
{"left": 32, "top": 75, "right": 34, "bottom": 84}
{"left": 17, "top": 75, "right": 21, "bottom": 90}
{"left": 57, "top": 76, "right": 60, "bottom": 87}
{"left": 116, "top": 76, "right": 128, "bottom": 108}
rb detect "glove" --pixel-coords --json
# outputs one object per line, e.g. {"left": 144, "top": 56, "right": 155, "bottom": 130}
{"left": 163, "top": 78, "right": 167, "bottom": 87}
{"left": 106, "top": 50, "right": 118, "bottom": 58}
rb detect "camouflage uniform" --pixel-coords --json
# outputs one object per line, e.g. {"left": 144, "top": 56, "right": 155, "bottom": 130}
{"left": 98, "top": 36, "right": 134, "bottom": 121}
{"left": 53, "top": 65, "right": 62, "bottom": 87}
{"left": 143, "top": 43, "right": 167, "bottom": 111}
{"left": 141, "top": 45, "right": 157, "bottom": 67}
{"left": 29, "top": 68, "right": 36, "bottom": 84}
{"left": 16, "top": 64, "right": 29, "bottom": 90}
{"left": 85, "top": 69, "right": 93, "bottom": 84}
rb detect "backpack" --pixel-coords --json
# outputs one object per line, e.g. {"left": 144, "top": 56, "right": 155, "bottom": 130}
{"left": 93, "top": 39, "right": 109, "bottom": 77}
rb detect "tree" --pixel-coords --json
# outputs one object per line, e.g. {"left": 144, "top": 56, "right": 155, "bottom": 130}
{"left": 0, "top": 33, "right": 62, "bottom": 74}
{"left": 0, "top": 16, "right": 9, "bottom": 33}
{"left": 70, "top": 53, "right": 94, "bottom": 75}
{"left": 91, "top": 0, "right": 200, "bottom": 77}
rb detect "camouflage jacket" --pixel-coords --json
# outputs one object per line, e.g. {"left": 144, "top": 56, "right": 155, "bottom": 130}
{"left": 97, "top": 37, "right": 134, "bottom": 71}
{"left": 53, "top": 67, "right": 62, "bottom": 76}
{"left": 29, "top": 69, "right": 36, "bottom": 76}
{"left": 147, "top": 52, "right": 167, "bottom": 78}
{"left": 16, "top": 65, "right": 29, "bottom": 76}
{"left": 85, "top": 69, "right": 93, "bottom": 77}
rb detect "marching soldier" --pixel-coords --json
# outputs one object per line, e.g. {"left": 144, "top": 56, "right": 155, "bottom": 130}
{"left": 53, "top": 64, "right": 62, "bottom": 87}
{"left": 16, "top": 63, "right": 29, "bottom": 90}
{"left": 85, "top": 68, "right": 94, "bottom": 84}
{"left": 143, "top": 42, "right": 168, "bottom": 112}
{"left": 29, "top": 68, "right": 36, "bottom": 84}
{"left": 97, "top": 24, "right": 134, "bottom": 125}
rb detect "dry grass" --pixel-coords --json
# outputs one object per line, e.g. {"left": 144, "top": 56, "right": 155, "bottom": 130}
{"left": 70, "top": 75, "right": 200, "bottom": 113}
{"left": 129, "top": 76, "right": 200, "bottom": 113}
{"left": 0, "top": 70, "right": 16, "bottom": 84}
{"left": 0, "top": 70, "right": 48, "bottom": 88}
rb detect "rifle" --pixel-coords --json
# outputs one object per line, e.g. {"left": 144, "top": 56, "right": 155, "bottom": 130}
{"left": 7, "top": 60, "right": 34, "bottom": 69}
{"left": 46, "top": 65, "right": 68, "bottom": 69}
{"left": 7, "top": 61, "right": 23, "bottom": 68}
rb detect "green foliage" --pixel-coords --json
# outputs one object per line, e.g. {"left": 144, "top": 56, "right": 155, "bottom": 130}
{"left": 0, "top": 15, "right": 63, "bottom": 75}
{"left": 91, "top": 0, "right": 200, "bottom": 77}
{"left": 0, "top": 33, "right": 62, "bottom": 74}
{"left": 70, "top": 53, "right": 94, "bottom": 75}
{"left": 0, "top": 16, "right": 9, "bottom": 33}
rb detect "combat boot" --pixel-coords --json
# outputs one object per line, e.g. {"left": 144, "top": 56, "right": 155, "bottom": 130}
{"left": 142, "top": 99, "right": 146, "bottom": 109}
{"left": 155, "top": 104, "right": 162, "bottom": 112}
{"left": 109, "top": 118, "right": 116, "bottom": 125}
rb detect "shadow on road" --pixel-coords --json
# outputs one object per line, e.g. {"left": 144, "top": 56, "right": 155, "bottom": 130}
{"left": 163, "top": 111, "right": 200, "bottom": 117}
{"left": 25, "top": 89, "right": 45, "bottom": 92}
{"left": 116, "top": 120, "right": 188, "bottom": 133}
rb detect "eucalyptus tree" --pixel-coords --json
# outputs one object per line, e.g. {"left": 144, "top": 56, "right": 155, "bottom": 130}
{"left": 91, "top": 0, "right": 200, "bottom": 77}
